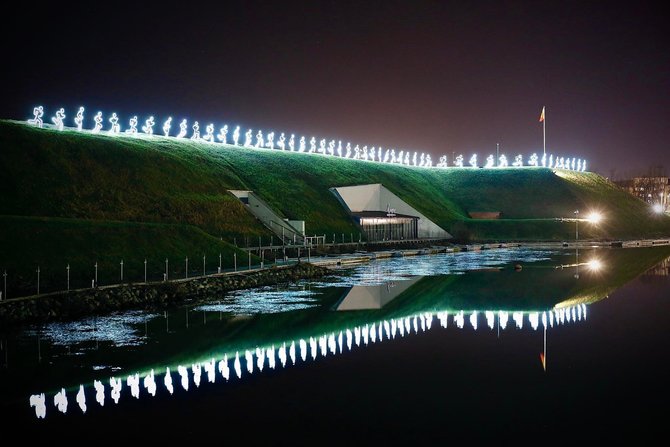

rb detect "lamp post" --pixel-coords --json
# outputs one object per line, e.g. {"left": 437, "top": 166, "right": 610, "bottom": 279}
{"left": 94, "top": 262, "right": 98, "bottom": 287}
{"left": 203, "top": 254, "right": 206, "bottom": 276}
{"left": 36, "top": 266, "right": 40, "bottom": 296}
{"left": 165, "top": 258, "right": 168, "bottom": 281}
{"left": 144, "top": 259, "right": 147, "bottom": 283}
{"left": 185, "top": 256, "right": 189, "bottom": 279}
{"left": 66, "top": 264, "right": 70, "bottom": 292}
{"left": 574, "top": 210, "right": 580, "bottom": 279}
{"left": 219, "top": 253, "right": 222, "bottom": 273}
{"left": 120, "top": 260, "right": 124, "bottom": 282}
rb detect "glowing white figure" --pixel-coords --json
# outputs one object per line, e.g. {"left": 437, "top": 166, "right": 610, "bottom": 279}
{"left": 164, "top": 368, "right": 174, "bottom": 394}
{"left": 245, "top": 350, "right": 254, "bottom": 373}
{"left": 204, "top": 359, "right": 216, "bottom": 383}
{"left": 345, "top": 329, "right": 353, "bottom": 350}
{"left": 127, "top": 373, "right": 140, "bottom": 398}
{"left": 485, "top": 311, "right": 495, "bottom": 329}
{"left": 484, "top": 155, "right": 494, "bottom": 168}
{"left": 404, "top": 152, "right": 410, "bottom": 165}
{"left": 549, "top": 154, "right": 554, "bottom": 168}
{"left": 75, "top": 385, "right": 87, "bottom": 413}
{"left": 232, "top": 125, "right": 240, "bottom": 145}
{"left": 163, "top": 117, "right": 172, "bottom": 136}
{"left": 404, "top": 318, "right": 411, "bottom": 334}
{"left": 559, "top": 156, "right": 565, "bottom": 168}
{"left": 204, "top": 123, "right": 215, "bottom": 142}
{"left": 542, "top": 311, "right": 548, "bottom": 328}
{"left": 217, "top": 125, "right": 229, "bottom": 143}
{"left": 390, "top": 149, "right": 396, "bottom": 163}
{"left": 192, "top": 363, "right": 202, "bottom": 387}
{"left": 256, "top": 347, "right": 265, "bottom": 371}
{"left": 498, "top": 154, "right": 508, "bottom": 167}
{"left": 354, "top": 145, "right": 360, "bottom": 159}
{"left": 499, "top": 311, "right": 509, "bottom": 330}
{"left": 92, "top": 111, "right": 104, "bottom": 133}
{"left": 142, "top": 116, "right": 155, "bottom": 135}
{"left": 437, "top": 311, "right": 449, "bottom": 328}
{"left": 289, "top": 341, "right": 296, "bottom": 364}
{"left": 93, "top": 380, "right": 105, "bottom": 406}
{"left": 267, "top": 345, "right": 277, "bottom": 369}
{"left": 354, "top": 327, "right": 361, "bottom": 346}
{"left": 176, "top": 119, "right": 188, "bottom": 138}
{"left": 278, "top": 343, "right": 287, "bottom": 367}
{"left": 288, "top": 134, "right": 295, "bottom": 151}
{"left": 469, "top": 312, "right": 478, "bottom": 330}
{"left": 277, "top": 132, "right": 285, "bottom": 150}
{"left": 309, "top": 137, "right": 316, "bottom": 153}
{"left": 338, "top": 331, "right": 344, "bottom": 351}
{"left": 513, "top": 154, "right": 523, "bottom": 167}
{"left": 549, "top": 310, "right": 554, "bottom": 328}
{"left": 177, "top": 365, "right": 189, "bottom": 390}
{"left": 362, "top": 145, "right": 368, "bottom": 161}
{"left": 110, "top": 377, "right": 122, "bottom": 403}
{"left": 30, "top": 393, "right": 46, "bottom": 419}
{"left": 345, "top": 143, "right": 352, "bottom": 158}
{"left": 51, "top": 107, "right": 66, "bottom": 131}
{"left": 28, "top": 105, "right": 44, "bottom": 127}
{"left": 411, "top": 152, "right": 417, "bottom": 166}
{"left": 454, "top": 311, "right": 465, "bottom": 329}
{"left": 572, "top": 157, "right": 577, "bottom": 170}
{"left": 577, "top": 159, "right": 582, "bottom": 171}
{"left": 108, "top": 112, "right": 120, "bottom": 134}
{"left": 529, "top": 312, "right": 540, "bottom": 330}
{"left": 529, "top": 153, "right": 538, "bottom": 166}
{"left": 266, "top": 131, "right": 275, "bottom": 149}
{"left": 218, "top": 355, "right": 230, "bottom": 381}
{"left": 74, "top": 106, "right": 85, "bottom": 131}
{"left": 454, "top": 154, "right": 463, "bottom": 167}
{"left": 383, "top": 320, "right": 391, "bottom": 339}
{"left": 370, "top": 322, "right": 377, "bottom": 342}
{"left": 309, "top": 337, "right": 317, "bottom": 359}
{"left": 397, "top": 150, "right": 403, "bottom": 164}
{"left": 255, "top": 130, "right": 264, "bottom": 148}
{"left": 234, "top": 352, "right": 242, "bottom": 378}
{"left": 191, "top": 121, "right": 201, "bottom": 140}
{"left": 420, "top": 315, "right": 426, "bottom": 332}
{"left": 144, "top": 369, "right": 157, "bottom": 396}
{"left": 299, "top": 136, "right": 306, "bottom": 152}
{"left": 426, "top": 154, "right": 433, "bottom": 167}
{"left": 469, "top": 154, "right": 477, "bottom": 167}
{"left": 54, "top": 388, "right": 68, "bottom": 413}
{"left": 337, "top": 141, "right": 342, "bottom": 157}
{"left": 299, "top": 339, "right": 307, "bottom": 361}
{"left": 244, "top": 129, "right": 253, "bottom": 147}
{"left": 513, "top": 312, "right": 524, "bottom": 329}
{"left": 582, "top": 160, "right": 587, "bottom": 171}
{"left": 437, "top": 155, "right": 447, "bottom": 168}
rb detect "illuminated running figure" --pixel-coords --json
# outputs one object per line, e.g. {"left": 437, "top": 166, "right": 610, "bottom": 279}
{"left": 397, "top": 150, "right": 404, "bottom": 164}
{"left": 577, "top": 159, "right": 582, "bottom": 171}
{"left": 405, "top": 152, "right": 411, "bottom": 165}
{"left": 485, "top": 155, "right": 495, "bottom": 168}
{"left": 108, "top": 112, "right": 120, "bottom": 134}
{"left": 571, "top": 157, "right": 576, "bottom": 170}
{"left": 383, "top": 149, "right": 390, "bottom": 163}
{"left": 370, "top": 146, "right": 376, "bottom": 161}
{"left": 328, "top": 140, "right": 335, "bottom": 156}
{"left": 142, "top": 116, "right": 155, "bottom": 135}
{"left": 191, "top": 121, "right": 200, "bottom": 140}
{"left": 345, "top": 142, "right": 352, "bottom": 158}
{"left": 425, "top": 154, "right": 432, "bottom": 167}
{"left": 255, "top": 130, "right": 264, "bottom": 148}
{"left": 296, "top": 136, "right": 304, "bottom": 152}
{"left": 419, "top": 153, "right": 425, "bottom": 167}
{"left": 163, "top": 117, "right": 172, "bottom": 137}
{"left": 513, "top": 154, "right": 523, "bottom": 167}
{"left": 529, "top": 153, "right": 538, "bottom": 167}
{"left": 541, "top": 153, "right": 547, "bottom": 167}
{"left": 362, "top": 145, "right": 368, "bottom": 161}
{"left": 548, "top": 154, "right": 553, "bottom": 168}
{"left": 28, "top": 105, "right": 44, "bottom": 127}
{"left": 266, "top": 132, "right": 275, "bottom": 149}
{"left": 74, "top": 107, "right": 85, "bottom": 131}
{"left": 231, "top": 125, "right": 240, "bottom": 145}
{"left": 498, "top": 154, "right": 508, "bottom": 167}
{"left": 176, "top": 119, "right": 188, "bottom": 138}
{"left": 581, "top": 160, "right": 587, "bottom": 172}
{"left": 337, "top": 141, "right": 342, "bottom": 157}
{"left": 390, "top": 149, "right": 396, "bottom": 163}
{"left": 309, "top": 137, "right": 316, "bottom": 153}
{"left": 455, "top": 154, "right": 464, "bottom": 167}
{"left": 244, "top": 129, "right": 253, "bottom": 147}
{"left": 92, "top": 111, "right": 104, "bottom": 133}
{"left": 125, "top": 115, "right": 138, "bottom": 134}
{"left": 217, "top": 125, "right": 229, "bottom": 144}
{"left": 204, "top": 123, "right": 215, "bottom": 142}
{"left": 288, "top": 134, "right": 295, "bottom": 151}
{"left": 437, "top": 155, "right": 447, "bottom": 168}
{"left": 277, "top": 132, "right": 285, "bottom": 150}
{"left": 51, "top": 107, "right": 66, "bottom": 131}
{"left": 318, "top": 138, "right": 326, "bottom": 154}
{"left": 353, "top": 145, "right": 360, "bottom": 159}
{"left": 469, "top": 154, "right": 477, "bottom": 167}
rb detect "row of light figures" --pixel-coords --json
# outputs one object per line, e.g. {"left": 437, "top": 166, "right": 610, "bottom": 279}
{"left": 28, "top": 105, "right": 588, "bottom": 171}
{"left": 30, "top": 304, "right": 587, "bottom": 418}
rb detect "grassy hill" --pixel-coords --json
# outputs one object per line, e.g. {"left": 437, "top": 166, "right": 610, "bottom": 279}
{"left": 1, "top": 119, "right": 670, "bottom": 295}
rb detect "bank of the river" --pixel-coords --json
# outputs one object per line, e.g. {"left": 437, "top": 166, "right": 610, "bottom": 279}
{"left": 0, "top": 262, "right": 332, "bottom": 328}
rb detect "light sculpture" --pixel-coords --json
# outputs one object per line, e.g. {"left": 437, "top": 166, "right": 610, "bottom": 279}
{"left": 244, "top": 129, "right": 253, "bottom": 147}
{"left": 318, "top": 138, "right": 326, "bottom": 154}
{"left": 204, "top": 123, "right": 215, "bottom": 142}
{"left": 345, "top": 143, "right": 352, "bottom": 158}
{"left": 469, "top": 154, "right": 477, "bottom": 167}
{"left": 163, "top": 117, "right": 172, "bottom": 137}
{"left": 299, "top": 136, "right": 306, "bottom": 152}
{"left": 498, "top": 154, "right": 508, "bottom": 167}
{"left": 337, "top": 141, "right": 342, "bottom": 157}
{"left": 141, "top": 116, "right": 155, "bottom": 135}
{"left": 255, "top": 130, "right": 264, "bottom": 148}
{"left": 513, "top": 154, "right": 523, "bottom": 167}
{"left": 28, "top": 105, "right": 44, "bottom": 127}
{"left": 108, "top": 113, "right": 120, "bottom": 134}
{"left": 266, "top": 131, "right": 275, "bottom": 149}
{"left": 309, "top": 137, "right": 316, "bottom": 153}
{"left": 485, "top": 155, "right": 494, "bottom": 168}
{"left": 529, "top": 153, "right": 538, "bottom": 166}
{"left": 74, "top": 107, "right": 84, "bottom": 131}
{"left": 217, "top": 125, "right": 228, "bottom": 143}
{"left": 176, "top": 119, "right": 187, "bottom": 138}
{"left": 232, "top": 125, "right": 240, "bottom": 146}
{"left": 277, "top": 132, "right": 285, "bottom": 150}
{"left": 92, "top": 111, "right": 103, "bottom": 133}
{"left": 191, "top": 121, "right": 200, "bottom": 140}
{"left": 328, "top": 140, "right": 335, "bottom": 156}
{"left": 51, "top": 107, "right": 65, "bottom": 131}
{"left": 288, "top": 134, "right": 295, "bottom": 151}
{"left": 455, "top": 154, "right": 464, "bottom": 167}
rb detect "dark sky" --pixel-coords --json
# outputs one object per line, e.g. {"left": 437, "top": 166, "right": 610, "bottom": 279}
{"left": 2, "top": 1, "right": 668, "bottom": 177}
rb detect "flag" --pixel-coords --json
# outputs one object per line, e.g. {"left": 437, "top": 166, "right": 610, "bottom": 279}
{"left": 540, "top": 353, "right": 546, "bottom": 371}
{"left": 539, "top": 106, "right": 545, "bottom": 122}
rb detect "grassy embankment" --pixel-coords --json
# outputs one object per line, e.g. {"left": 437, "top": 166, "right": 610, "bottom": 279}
{"left": 1, "top": 120, "right": 669, "bottom": 295}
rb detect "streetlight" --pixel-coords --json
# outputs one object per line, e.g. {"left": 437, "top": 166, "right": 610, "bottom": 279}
{"left": 36, "top": 266, "right": 40, "bottom": 296}
{"left": 202, "top": 254, "right": 206, "bottom": 276}
{"left": 66, "top": 264, "right": 70, "bottom": 291}
{"left": 653, "top": 203, "right": 664, "bottom": 214}
{"left": 144, "top": 259, "right": 147, "bottom": 283}
{"left": 94, "top": 262, "right": 98, "bottom": 287}
{"left": 165, "top": 258, "right": 168, "bottom": 281}
{"left": 120, "top": 259, "right": 124, "bottom": 282}
{"left": 185, "top": 256, "right": 189, "bottom": 279}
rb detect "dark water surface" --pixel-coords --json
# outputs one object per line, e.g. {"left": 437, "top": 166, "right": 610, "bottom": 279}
{"left": 1, "top": 247, "right": 669, "bottom": 442}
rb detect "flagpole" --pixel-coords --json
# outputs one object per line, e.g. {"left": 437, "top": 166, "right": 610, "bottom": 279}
{"left": 543, "top": 107, "right": 546, "bottom": 157}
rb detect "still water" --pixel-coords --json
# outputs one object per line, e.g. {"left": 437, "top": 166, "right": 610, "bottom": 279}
{"left": 1, "top": 247, "right": 669, "bottom": 442}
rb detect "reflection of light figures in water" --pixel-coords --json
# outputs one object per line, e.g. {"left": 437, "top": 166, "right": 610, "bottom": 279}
{"left": 29, "top": 304, "right": 589, "bottom": 419}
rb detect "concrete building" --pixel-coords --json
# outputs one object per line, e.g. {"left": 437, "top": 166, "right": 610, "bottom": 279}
{"left": 330, "top": 183, "right": 451, "bottom": 241}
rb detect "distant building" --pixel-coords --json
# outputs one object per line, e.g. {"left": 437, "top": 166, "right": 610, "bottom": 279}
{"left": 615, "top": 176, "right": 669, "bottom": 212}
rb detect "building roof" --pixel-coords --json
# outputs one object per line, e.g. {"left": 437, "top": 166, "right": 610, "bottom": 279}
{"left": 353, "top": 211, "right": 418, "bottom": 219}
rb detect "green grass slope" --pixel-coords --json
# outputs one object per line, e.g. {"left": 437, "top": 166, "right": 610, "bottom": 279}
{"left": 1, "top": 119, "right": 669, "bottom": 245}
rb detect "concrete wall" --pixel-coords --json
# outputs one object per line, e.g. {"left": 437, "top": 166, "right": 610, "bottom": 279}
{"left": 229, "top": 190, "right": 304, "bottom": 242}
{"left": 332, "top": 184, "right": 451, "bottom": 239}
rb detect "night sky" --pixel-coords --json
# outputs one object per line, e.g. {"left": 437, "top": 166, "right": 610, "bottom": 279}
{"left": 2, "top": 1, "right": 667, "bottom": 177}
